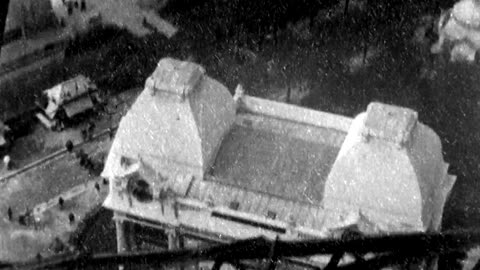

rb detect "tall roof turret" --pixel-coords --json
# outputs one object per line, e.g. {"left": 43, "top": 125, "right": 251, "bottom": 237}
{"left": 102, "top": 58, "right": 236, "bottom": 180}
{"left": 323, "top": 102, "right": 456, "bottom": 233}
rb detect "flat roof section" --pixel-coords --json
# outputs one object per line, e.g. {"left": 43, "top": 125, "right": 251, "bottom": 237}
{"left": 210, "top": 113, "right": 346, "bottom": 205}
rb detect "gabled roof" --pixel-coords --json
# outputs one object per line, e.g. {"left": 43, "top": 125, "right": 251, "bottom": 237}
{"left": 44, "top": 75, "right": 93, "bottom": 105}
{"left": 42, "top": 75, "right": 95, "bottom": 119}
{"left": 63, "top": 95, "right": 94, "bottom": 118}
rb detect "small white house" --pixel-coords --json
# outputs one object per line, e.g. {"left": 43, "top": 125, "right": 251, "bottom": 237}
{"left": 35, "top": 75, "right": 100, "bottom": 130}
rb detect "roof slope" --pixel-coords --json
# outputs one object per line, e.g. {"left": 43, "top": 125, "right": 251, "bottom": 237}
{"left": 102, "top": 58, "right": 235, "bottom": 180}
{"left": 188, "top": 178, "right": 328, "bottom": 232}
{"left": 323, "top": 103, "right": 456, "bottom": 232}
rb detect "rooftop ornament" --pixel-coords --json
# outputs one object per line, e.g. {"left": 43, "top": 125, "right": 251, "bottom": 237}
{"left": 146, "top": 58, "right": 206, "bottom": 101}
{"left": 360, "top": 102, "right": 418, "bottom": 149}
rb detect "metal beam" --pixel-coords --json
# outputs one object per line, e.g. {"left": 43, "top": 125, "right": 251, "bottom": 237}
{"left": 8, "top": 230, "right": 480, "bottom": 270}
{"left": 0, "top": 0, "right": 10, "bottom": 52}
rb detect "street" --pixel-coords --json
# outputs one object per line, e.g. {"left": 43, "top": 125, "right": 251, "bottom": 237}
{"left": 0, "top": 87, "right": 140, "bottom": 262}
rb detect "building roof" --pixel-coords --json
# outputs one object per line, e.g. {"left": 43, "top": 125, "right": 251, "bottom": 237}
{"left": 187, "top": 178, "right": 328, "bottom": 232}
{"left": 323, "top": 102, "right": 456, "bottom": 232}
{"left": 43, "top": 75, "right": 95, "bottom": 119}
{"left": 102, "top": 58, "right": 236, "bottom": 180}
{"left": 44, "top": 75, "right": 93, "bottom": 104}
{"left": 103, "top": 58, "right": 456, "bottom": 239}
{"left": 62, "top": 95, "right": 94, "bottom": 118}
{"left": 209, "top": 112, "right": 345, "bottom": 204}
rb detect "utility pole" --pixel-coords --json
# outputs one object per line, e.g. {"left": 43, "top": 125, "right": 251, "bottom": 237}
{"left": 344, "top": 0, "right": 350, "bottom": 19}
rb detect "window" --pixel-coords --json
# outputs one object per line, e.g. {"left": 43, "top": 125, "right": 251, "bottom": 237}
{"left": 229, "top": 200, "right": 240, "bottom": 210}
{"left": 128, "top": 177, "right": 153, "bottom": 203}
{"left": 267, "top": 210, "right": 277, "bottom": 220}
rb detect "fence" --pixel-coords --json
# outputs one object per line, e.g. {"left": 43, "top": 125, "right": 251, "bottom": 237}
{"left": 3, "top": 229, "right": 480, "bottom": 270}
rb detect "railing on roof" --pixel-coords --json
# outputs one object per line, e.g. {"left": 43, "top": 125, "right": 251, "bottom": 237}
{"left": 2, "top": 229, "right": 480, "bottom": 270}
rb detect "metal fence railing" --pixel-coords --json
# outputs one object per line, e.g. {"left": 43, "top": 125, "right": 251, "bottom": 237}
{"left": 2, "top": 229, "right": 480, "bottom": 270}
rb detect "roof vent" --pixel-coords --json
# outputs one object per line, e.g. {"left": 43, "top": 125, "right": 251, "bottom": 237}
{"left": 361, "top": 102, "right": 418, "bottom": 148}
{"left": 149, "top": 58, "right": 205, "bottom": 99}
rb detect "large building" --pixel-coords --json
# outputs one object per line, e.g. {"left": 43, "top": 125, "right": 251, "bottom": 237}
{"left": 101, "top": 58, "right": 456, "bottom": 267}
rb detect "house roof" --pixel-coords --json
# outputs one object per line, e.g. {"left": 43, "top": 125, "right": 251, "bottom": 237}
{"left": 44, "top": 75, "right": 93, "bottom": 105}
{"left": 103, "top": 58, "right": 456, "bottom": 237}
{"left": 63, "top": 95, "right": 94, "bottom": 118}
{"left": 43, "top": 75, "right": 94, "bottom": 119}
{"left": 323, "top": 102, "right": 456, "bottom": 232}
{"left": 187, "top": 177, "right": 328, "bottom": 232}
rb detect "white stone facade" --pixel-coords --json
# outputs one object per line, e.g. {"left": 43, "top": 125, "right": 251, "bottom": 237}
{"left": 102, "top": 58, "right": 455, "bottom": 247}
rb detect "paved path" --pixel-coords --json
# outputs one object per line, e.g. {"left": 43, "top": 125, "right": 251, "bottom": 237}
{"left": 0, "top": 133, "right": 111, "bottom": 261}
{"left": 0, "top": 88, "right": 140, "bottom": 262}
